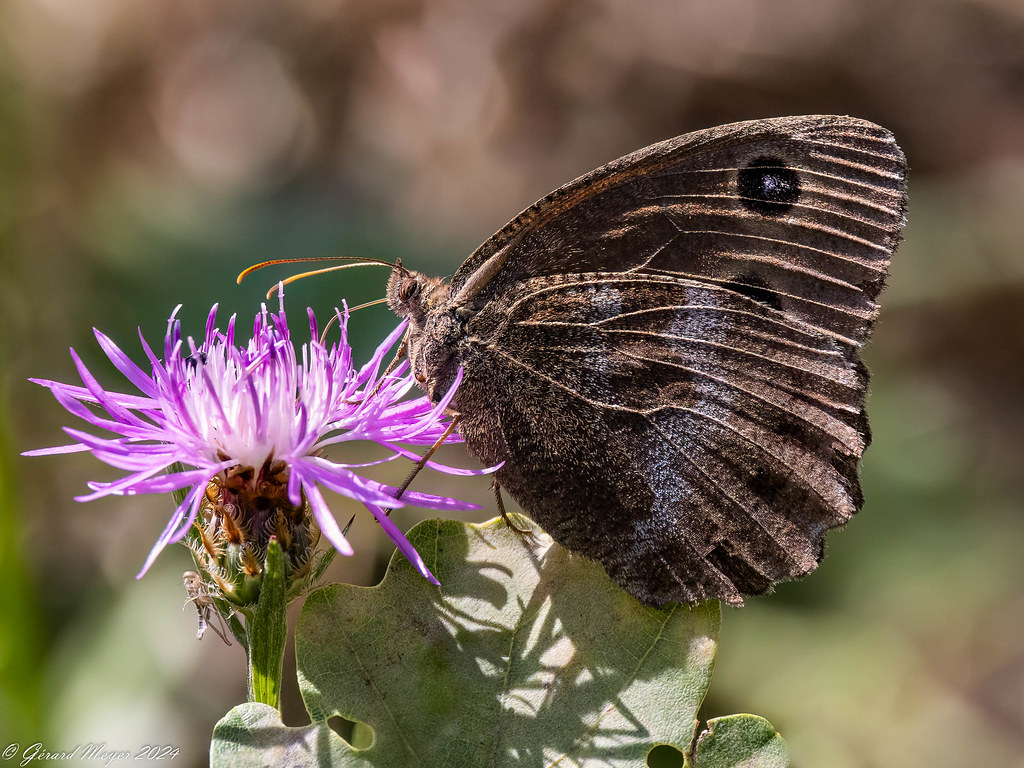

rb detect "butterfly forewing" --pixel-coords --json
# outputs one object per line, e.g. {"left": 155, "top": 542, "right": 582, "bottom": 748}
{"left": 453, "top": 115, "right": 906, "bottom": 345}
{"left": 418, "top": 116, "right": 907, "bottom": 605}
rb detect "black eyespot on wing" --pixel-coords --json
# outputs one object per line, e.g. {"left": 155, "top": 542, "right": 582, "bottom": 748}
{"left": 721, "top": 272, "right": 784, "bottom": 311}
{"left": 737, "top": 156, "right": 800, "bottom": 216}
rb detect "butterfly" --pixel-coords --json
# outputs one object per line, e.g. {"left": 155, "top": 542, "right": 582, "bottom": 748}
{"left": 385, "top": 115, "right": 907, "bottom": 606}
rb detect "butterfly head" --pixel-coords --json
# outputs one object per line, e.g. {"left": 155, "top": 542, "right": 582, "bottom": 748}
{"left": 386, "top": 259, "right": 448, "bottom": 328}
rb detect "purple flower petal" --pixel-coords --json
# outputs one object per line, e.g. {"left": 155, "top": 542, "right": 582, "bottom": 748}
{"left": 304, "top": 481, "right": 354, "bottom": 556}
{"left": 383, "top": 487, "right": 481, "bottom": 512}
{"left": 94, "top": 329, "right": 159, "bottom": 398}
{"left": 365, "top": 504, "right": 440, "bottom": 585}
{"left": 136, "top": 479, "right": 209, "bottom": 578}
{"left": 301, "top": 459, "right": 407, "bottom": 509}
{"left": 21, "top": 442, "right": 91, "bottom": 457}
{"left": 382, "top": 443, "right": 500, "bottom": 476}
{"left": 28, "top": 299, "right": 489, "bottom": 580}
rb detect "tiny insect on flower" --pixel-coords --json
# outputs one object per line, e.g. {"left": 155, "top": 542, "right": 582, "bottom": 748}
{"left": 25, "top": 293, "right": 488, "bottom": 586}
{"left": 183, "top": 570, "right": 233, "bottom": 644}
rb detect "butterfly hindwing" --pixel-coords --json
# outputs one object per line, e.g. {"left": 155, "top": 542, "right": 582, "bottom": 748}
{"left": 461, "top": 269, "right": 870, "bottom": 603}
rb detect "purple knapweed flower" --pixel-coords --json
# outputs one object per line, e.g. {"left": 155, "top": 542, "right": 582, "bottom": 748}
{"left": 25, "top": 296, "right": 484, "bottom": 586}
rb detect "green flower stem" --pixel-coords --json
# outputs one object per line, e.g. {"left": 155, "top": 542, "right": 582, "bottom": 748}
{"left": 247, "top": 537, "right": 288, "bottom": 709}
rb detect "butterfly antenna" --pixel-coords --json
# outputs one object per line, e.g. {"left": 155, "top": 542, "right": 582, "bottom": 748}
{"left": 237, "top": 256, "right": 397, "bottom": 300}
{"left": 348, "top": 296, "right": 391, "bottom": 314}
{"left": 238, "top": 256, "right": 395, "bottom": 283}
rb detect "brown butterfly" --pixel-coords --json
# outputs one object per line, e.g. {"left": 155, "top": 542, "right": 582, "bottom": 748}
{"left": 380, "top": 115, "right": 908, "bottom": 607}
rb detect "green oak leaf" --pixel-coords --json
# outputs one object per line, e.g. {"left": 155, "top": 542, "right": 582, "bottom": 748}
{"left": 688, "top": 715, "right": 788, "bottom": 768}
{"left": 211, "top": 515, "right": 767, "bottom": 767}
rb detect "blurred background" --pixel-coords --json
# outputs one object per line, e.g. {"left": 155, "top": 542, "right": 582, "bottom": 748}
{"left": 2, "top": 1, "right": 1023, "bottom": 766}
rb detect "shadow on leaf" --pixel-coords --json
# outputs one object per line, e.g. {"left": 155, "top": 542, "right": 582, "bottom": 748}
{"left": 212, "top": 516, "right": 785, "bottom": 768}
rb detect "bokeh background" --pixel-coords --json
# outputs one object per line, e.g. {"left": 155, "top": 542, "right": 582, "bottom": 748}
{"left": 2, "top": 1, "right": 1023, "bottom": 766}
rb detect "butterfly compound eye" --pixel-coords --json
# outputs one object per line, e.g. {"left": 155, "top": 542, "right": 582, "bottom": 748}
{"left": 398, "top": 277, "right": 420, "bottom": 302}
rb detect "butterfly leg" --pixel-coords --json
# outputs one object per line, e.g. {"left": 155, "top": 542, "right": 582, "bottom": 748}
{"left": 395, "top": 414, "right": 461, "bottom": 499}
{"left": 375, "top": 415, "right": 462, "bottom": 521}
{"left": 493, "top": 481, "right": 534, "bottom": 538}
